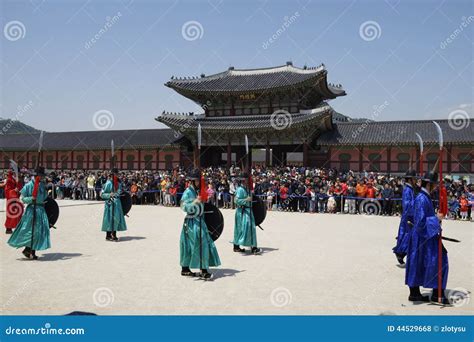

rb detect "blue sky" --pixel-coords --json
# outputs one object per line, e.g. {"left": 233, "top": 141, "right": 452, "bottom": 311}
{"left": 1, "top": 0, "right": 472, "bottom": 132}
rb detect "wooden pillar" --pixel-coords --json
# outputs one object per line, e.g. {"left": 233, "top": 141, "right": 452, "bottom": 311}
{"left": 387, "top": 147, "right": 391, "bottom": 173}
{"left": 265, "top": 139, "right": 270, "bottom": 166}
{"left": 303, "top": 141, "right": 309, "bottom": 166}
{"left": 137, "top": 149, "right": 141, "bottom": 170}
{"left": 226, "top": 140, "right": 232, "bottom": 168}
{"left": 103, "top": 150, "right": 106, "bottom": 170}
{"left": 55, "top": 151, "right": 59, "bottom": 169}
{"left": 155, "top": 148, "right": 159, "bottom": 170}
{"left": 86, "top": 150, "right": 90, "bottom": 170}
{"left": 447, "top": 145, "right": 452, "bottom": 173}
{"left": 26, "top": 151, "right": 29, "bottom": 168}
{"left": 120, "top": 149, "right": 124, "bottom": 170}
{"left": 359, "top": 146, "right": 363, "bottom": 172}
{"left": 71, "top": 150, "right": 74, "bottom": 169}
{"left": 327, "top": 146, "right": 331, "bottom": 169}
{"left": 193, "top": 143, "right": 200, "bottom": 168}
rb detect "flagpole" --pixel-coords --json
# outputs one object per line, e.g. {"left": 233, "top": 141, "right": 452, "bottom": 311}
{"left": 433, "top": 121, "right": 443, "bottom": 303}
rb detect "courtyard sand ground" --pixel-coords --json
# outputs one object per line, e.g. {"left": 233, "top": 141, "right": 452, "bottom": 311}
{"left": 0, "top": 200, "right": 472, "bottom": 315}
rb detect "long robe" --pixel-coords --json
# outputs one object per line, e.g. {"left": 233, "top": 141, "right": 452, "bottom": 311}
{"left": 405, "top": 189, "right": 448, "bottom": 288}
{"left": 233, "top": 186, "right": 257, "bottom": 247}
{"left": 101, "top": 180, "right": 127, "bottom": 232}
{"left": 393, "top": 184, "right": 414, "bottom": 255}
{"left": 180, "top": 185, "right": 220, "bottom": 269}
{"left": 8, "top": 180, "right": 51, "bottom": 251}
{"left": 4, "top": 174, "right": 23, "bottom": 229}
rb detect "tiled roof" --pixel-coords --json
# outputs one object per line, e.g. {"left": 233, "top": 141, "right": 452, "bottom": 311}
{"left": 165, "top": 63, "right": 345, "bottom": 97}
{"left": 156, "top": 104, "right": 333, "bottom": 133}
{"left": 0, "top": 129, "right": 181, "bottom": 151}
{"left": 316, "top": 119, "right": 474, "bottom": 146}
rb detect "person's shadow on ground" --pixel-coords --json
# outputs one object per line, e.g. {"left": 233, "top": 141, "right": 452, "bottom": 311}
{"left": 38, "top": 253, "right": 83, "bottom": 261}
{"left": 118, "top": 236, "right": 146, "bottom": 242}
{"left": 195, "top": 268, "right": 245, "bottom": 281}
{"left": 241, "top": 247, "right": 279, "bottom": 256}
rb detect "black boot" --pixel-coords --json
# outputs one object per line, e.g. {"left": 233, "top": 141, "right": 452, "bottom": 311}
{"left": 181, "top": 267, "right": 196, "bottom": 277}
{"left": 22, "top": 247, "right": 31, "bottom": 259}
{"left": 431, "top": 289, "right": 451, "bottom": 305}
{"left": 408, "top": 287, "right": 430, "bottom": 302}
{"left": 31, "top": 250, "right": 38, "bottom": 260}
{"left": 5, "top": 228, "right": 12, "bottom": 234}
{"left": 251, "top": 247, "right": 262, "bottom": 255}
{"left": 106, "top": 232, "right": 114, "bottom": 241}
{"left": 395, "top": 253, "right": 405, "bottom": 265}
{"left": 200, "top": 269, "right": 212, "bottom": 279}
{"left": 233, "top": 244, "right": 245, "bottom": 253}
{"left": 112, "top": 231, "right": 119, "bottom": 241}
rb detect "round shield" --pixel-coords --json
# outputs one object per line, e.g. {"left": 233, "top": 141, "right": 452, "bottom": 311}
{"left": 44, "top": 197, "right": 59, "bottom": 228}
{"left": 203, "top": 203, "right": 224, "bottom": 241}
{"left": 252, "top": 194, "right": 267, "bottom": 226}
{"left": 120, "top": 192, "right": 132, "bottom": 216}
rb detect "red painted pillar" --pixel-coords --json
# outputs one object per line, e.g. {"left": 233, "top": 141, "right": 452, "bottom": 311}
{"left": 86, "top": 150, "right": 90, "bottom": 170}
{"left": 103, "top": 150, "right": 106, "bottom": 170}
{"left": 359, "top": 146, "right": 363, "bottom": 172}
{"left": 26, "top": 151, "right": 29, "bottom": 168}
{"left": 71, "top": 150, "right": 74, "bottom": 169}
{"left": 137, "top": 149, "right": 141, "bottom": 170}
{"left": 120, "top": 149, "right": 124, "bottom": 170}
{"left": 55, "top": 151, "right": 59, "bottom": 169}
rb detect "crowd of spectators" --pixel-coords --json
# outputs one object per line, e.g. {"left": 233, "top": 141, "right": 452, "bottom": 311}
{"left": 1, "top": 165, "right": 473, "bottom": 221}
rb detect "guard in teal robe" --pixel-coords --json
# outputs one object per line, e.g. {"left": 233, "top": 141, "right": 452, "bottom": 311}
{"left": 8, "top": 166, "right": 50, "bottom": 260}
{"left": 101, "top": 169, "right": 127, "bottom": 241}
{"left": 233, "top": 173, "right": 261, "bottom": 254}
{"left": 180, "top": 170, "right": 220, "bottom": 279}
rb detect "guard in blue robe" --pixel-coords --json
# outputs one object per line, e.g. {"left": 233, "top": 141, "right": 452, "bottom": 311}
{"left": 405, "top": 171, "right": 449, "bottom": 304}
{"left": 180, "top": 169, "right": 221, "bottom": 279}
{"left": 8, "top": 166, "right": 50, "bottom": 260}
{"left": 393, "top": 170, "right": 417, "bottom": 264}
{"left": 233, "top": 173, "right": 261, "bottom": 255}
{"left": 101, "top": 168, "right": 127, "bottom": 241}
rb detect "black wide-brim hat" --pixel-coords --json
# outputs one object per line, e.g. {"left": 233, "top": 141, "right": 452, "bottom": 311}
{"left": 404, "top": 169, "right": 417, "bottom": 179}
{"left": 422, "top": 171, "right": 439, "bottom": 183}
{"left": 34, "top": 166, "right": 46, "bottom": 176}
{"left": 186, "top": 169, "right": 201, "bottom": 180}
